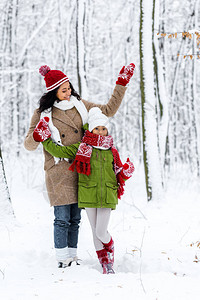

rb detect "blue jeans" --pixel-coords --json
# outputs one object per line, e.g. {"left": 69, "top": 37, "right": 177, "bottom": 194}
{"left": 54, "top": 203, "right": 81, "bottom": 249}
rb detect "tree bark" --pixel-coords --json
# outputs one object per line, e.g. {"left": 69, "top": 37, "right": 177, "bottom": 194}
{"left": 76, "top": 0, "right": 88, "bottom": 98}
{"left": 0, "top": 145, "right": 15, "bottom": 219}
{"left": 139, "top": 0, "right": 163, "bottom": 201}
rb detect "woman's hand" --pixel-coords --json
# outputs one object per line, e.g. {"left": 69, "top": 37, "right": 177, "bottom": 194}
{"left": 116, "top": 63, "right": 135, "bottom": 86}
{"left": 33, "top": 117, "right": 51, "bottom": 142}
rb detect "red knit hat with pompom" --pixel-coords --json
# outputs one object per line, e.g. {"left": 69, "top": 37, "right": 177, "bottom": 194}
{"left": 39, "top": 65, "right": 69, "bottom": 92}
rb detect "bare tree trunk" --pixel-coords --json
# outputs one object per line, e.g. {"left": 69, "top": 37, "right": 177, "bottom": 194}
{"left": 191, "top": 1, "right": 200, "bottom": 176}
{"left": 0, "top": 144, "right": 14, "bottom": 220}
{"left": 153, "top": 0, "right": 169, "bottom": 174}
{"left": 76, "top": 0, "right": 88, "bottom": 98}
{"left": 140, "top": 0, "right": 163, "bottom": 201}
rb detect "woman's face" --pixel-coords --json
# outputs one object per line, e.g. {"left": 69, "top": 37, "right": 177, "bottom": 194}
{"left": 56, "top": 81, "right": 71, "bottom": 101}
{"left": 92, "top": 126, "right": 108, "bottom": 136}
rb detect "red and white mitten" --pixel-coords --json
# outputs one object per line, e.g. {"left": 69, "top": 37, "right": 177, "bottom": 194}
{"left": 120, "top": 158, "right": 135, "bottom": 180}
{"left": 33, "top": 117, "right": 51, "bottom": 142}
{"left": 116, "top": 63, "right": 135, "bottom": 86}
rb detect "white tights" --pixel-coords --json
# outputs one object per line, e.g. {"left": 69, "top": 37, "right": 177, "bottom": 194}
{"left": 85, "top": 208, "right": 112, "bottom": 251}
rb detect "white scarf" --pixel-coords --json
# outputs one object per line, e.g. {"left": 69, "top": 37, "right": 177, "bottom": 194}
{"left": 41, "top": 96, "right": 88, "bottom": 163}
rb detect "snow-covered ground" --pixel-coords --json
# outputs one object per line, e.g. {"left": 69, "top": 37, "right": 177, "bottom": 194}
{"left": 1, "top": 162, "right": 200, "bottom": 300}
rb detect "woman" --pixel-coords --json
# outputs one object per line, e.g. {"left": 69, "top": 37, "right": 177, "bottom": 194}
{"left": 24, "top": 63, "right": 135, "bottom": 268}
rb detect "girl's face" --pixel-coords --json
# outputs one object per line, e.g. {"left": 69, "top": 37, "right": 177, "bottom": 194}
{"left": 92, "top": 126, "right": 108, "bottom": 136}
{"left": 56, "top": 81, "right": 71, "bottom": 101}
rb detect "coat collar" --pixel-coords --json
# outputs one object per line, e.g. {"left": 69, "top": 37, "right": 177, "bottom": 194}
{"left": 52, "top": 106, "right": 79, "bottom": 130}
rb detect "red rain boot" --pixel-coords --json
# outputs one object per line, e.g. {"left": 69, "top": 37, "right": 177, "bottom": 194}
{"left": 96, "top": 248, "right": 115, "bottom": 274}
{"left": 103, "top": 237, "right": 114, "bottom": 265}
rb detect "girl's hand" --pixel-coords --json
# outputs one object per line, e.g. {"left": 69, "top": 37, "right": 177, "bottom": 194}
{"left": 33, "top": 117, "right": 51, "bottom": 142}
{"left": 116, "top": 63, "right": 135, "bottom": 86}
{"left": 121, "top": 158, "right": 135, "bottom": 179}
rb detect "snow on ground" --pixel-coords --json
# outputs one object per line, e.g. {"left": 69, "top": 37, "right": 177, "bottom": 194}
{"left": 1, "top": 162, "right": 200, "bottom": 300}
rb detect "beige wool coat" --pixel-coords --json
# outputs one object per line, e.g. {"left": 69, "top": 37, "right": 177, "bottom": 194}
{"left": 24, "top": 84, "right": 126, "bottom": 206}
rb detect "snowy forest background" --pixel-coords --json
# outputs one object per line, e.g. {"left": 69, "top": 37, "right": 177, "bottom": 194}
{"left": 1, "top": 0, "right": 200, "bottom": 206}
{"left": 1, "top": 0, "right": 200, "bottom": 299}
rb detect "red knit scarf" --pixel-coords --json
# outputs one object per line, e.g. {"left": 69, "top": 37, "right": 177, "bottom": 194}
{"left": 69, "top": 130, "right": 125, "bottom": 199}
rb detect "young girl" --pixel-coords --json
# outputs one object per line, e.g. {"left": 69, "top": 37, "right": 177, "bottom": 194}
{"left": 34, "top": 107, "right": 134, "bottom": 274}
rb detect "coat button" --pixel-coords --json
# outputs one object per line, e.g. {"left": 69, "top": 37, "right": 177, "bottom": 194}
{"left": 62, "top": 134, "right": 65, "bottom": 138}
{"left": 74, "top": 129, "right": 78, "bottom": 133}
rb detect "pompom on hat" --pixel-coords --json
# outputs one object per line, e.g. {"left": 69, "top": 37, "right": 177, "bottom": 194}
{"left": 39, "top": 65, "right": 69, "bottom": 92}
{"left": 88, "top": 107, "right": 109, "bottom": 132}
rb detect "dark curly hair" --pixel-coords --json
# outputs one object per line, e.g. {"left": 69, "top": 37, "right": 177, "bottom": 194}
{"left": 38, "top": 82, "right": 81, "bottom": 113}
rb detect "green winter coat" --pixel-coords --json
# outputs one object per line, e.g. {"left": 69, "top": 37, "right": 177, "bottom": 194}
{"left": 42, "top": 139, "right": 119, "bottom": 209}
